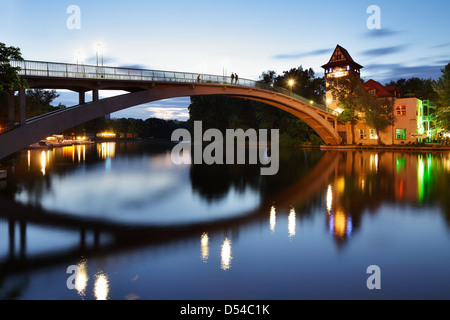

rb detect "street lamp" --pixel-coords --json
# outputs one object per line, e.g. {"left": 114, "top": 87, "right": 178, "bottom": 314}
{"left": 96, "top": 42, "right": 104, "bottom": 67}
{"left": 288, "top": 79, "right": 294, "bottom": 92}
{"left": 75, "top": 50, "right": 85, "bottom": 73}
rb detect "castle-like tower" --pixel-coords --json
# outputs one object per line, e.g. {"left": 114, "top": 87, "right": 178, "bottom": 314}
{"left": 322, "top": 45, "right": 364, "bottom": 111}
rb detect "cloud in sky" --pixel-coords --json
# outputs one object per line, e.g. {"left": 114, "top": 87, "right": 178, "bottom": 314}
{"left": 361, "top": 45, "right": 409, "bottom": 57}
{"left": 272, "top": 48, "right": 332, "bottom": 60}
{"left": 363, "top": 63, "right": 444, "bottom": 84}
{"left": 363, "top": 28, "right": 400, "bottom": 38}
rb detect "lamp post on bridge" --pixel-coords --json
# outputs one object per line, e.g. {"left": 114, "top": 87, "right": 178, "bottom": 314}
{"left": 76, "top": 50, "right": 84, "bottom": 73}
{"left": 288, "top": 79, "right": 294, "bottom": 94}
{"left": 96, "top": 42, "right": 104, "bottom": 67}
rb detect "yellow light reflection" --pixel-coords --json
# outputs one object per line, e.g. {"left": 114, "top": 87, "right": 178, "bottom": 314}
{"left": 75, "top": 260, "right": 88, "bottom": 297}
{"left": 270, "top": 206, "right": 276, "bottom": 232}
{"left": 201, "top": 232, "right": 209, "bottom": 262}
{"left": 221, "top": 238, "right": 232, "bottom": 270}
{"left": 27, "top": 150, "right": 31, "bottom": 171}
{"left": 370, "top": 154, "right": 378, "bottom": 171}
{"left": 334, "top": 210, "right": 347, "bottom": 239}
{"left": 94, "top": 273, "right": 109, "bottom": 300}
{"left": 326, "top": 185, "right": 332, "bottom": 213}
{"left": 98, "top": 142, "right": 116, "bottom": 159}
{"left": 288, "top": 207, "right": 296, "bottom": 238}
{"left": 40, "top": 151, "right": 46, "bottom": 176}
{"left": 336, "top": 177, "right": 345, "bottom": 194}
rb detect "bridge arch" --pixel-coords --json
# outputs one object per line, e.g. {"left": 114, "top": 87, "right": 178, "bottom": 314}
{"left": 0, "top": 72, "right": 342, "bottom": 160}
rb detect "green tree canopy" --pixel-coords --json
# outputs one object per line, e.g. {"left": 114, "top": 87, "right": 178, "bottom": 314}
{"left": 0, "top": 42, "right": 28, "bottom": 91}
{"left": 435, "top": 62, "right": 450, "bottom": 131}
{"left": 385, "top": 77, "right": 439, "bottom": 102}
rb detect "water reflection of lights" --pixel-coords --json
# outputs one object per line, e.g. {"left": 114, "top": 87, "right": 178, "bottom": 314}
{"left": 288, "top": 207, "right": 296, "bottom": 238}
{"left": 328, "top": 210, "right": 352, "bottom": 239}
{"left": 270, "top": 206, "right": 276, "bottom": 232}
{"left": 94, "top": 272, "right": 110, "bottom": 300}
{"left": 40, "top": 151, "right": 47, "bottom": 176}
{"left": 27, "top": 150, "right": 31, "bottom": 171}
{"left": 443, "top": 155, "right": 450, "bottom": 172}
{"left": 97, "top": 142, "right": 116, "bottom": 159}
{"left": 370, "top": 154, "right": 378, "bottom": 172}
{"left": 221, "top": 238, "right": 232, "bottom": 270}
{"left": 326, "top": 185, "right": 332, "bottom": 213}
{"left": 75, "top": 260, "right": 88, "bottom": 297}
{"left": 201, "top": 232, "right": 209, "bottom": 262}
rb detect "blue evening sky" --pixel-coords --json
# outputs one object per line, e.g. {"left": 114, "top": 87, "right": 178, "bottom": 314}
{"left": 1, "top": 0, "right": 449, "bottom": 120}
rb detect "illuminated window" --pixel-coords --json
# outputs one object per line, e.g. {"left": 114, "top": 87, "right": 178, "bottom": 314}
{"left": 360, "top": 129, "right": 367, "bottom": 139}
{"left": 396, "top": 129, "right": 407, "bottom": 140}
{"left": 369, "top": 129, "right": 377, "bottom": 139}
{"left": 396, "top": 105, "right": 406, "bottom": 116}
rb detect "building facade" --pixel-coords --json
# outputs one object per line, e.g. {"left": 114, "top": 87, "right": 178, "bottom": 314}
{"left": 322, "top": 45, "right": 437, "bottom": 145}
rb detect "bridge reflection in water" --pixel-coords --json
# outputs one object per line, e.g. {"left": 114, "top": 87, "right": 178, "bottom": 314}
{"left": 1, "top": 148, "right": 450, "bottom": 299}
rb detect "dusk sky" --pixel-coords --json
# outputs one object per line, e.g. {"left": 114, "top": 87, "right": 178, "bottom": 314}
{"left": 1, "top": 0, "right": 449, "bottom": 120}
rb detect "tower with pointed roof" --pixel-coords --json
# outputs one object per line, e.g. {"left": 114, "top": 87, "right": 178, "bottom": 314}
{"left": 322, "top": 45, "right": 364, "bottom": 111}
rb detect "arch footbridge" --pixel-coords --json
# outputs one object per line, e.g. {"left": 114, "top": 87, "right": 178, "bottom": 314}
{"left": 0, "top": 60, "right": 342, "bottom": 160}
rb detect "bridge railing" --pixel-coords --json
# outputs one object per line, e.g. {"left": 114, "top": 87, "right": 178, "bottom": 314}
{"left": 10, "top": 60, "right": 339, "bottom": 116}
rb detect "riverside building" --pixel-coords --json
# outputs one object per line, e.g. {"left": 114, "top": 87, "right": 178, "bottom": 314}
{"left": 322, "top": 45, "right": 438, "bottom": 145}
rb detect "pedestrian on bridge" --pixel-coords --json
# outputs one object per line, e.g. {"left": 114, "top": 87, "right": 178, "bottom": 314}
{"left": 231, "top": 73, "right": 235, "bottom": 84}
{"left": 235, "top": 73, "right": 239, "bottom": 84}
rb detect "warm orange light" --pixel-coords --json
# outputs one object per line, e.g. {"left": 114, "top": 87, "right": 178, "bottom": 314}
{"left": 97, "top": 132, "right": 116, "bottom": 138}
{"left": 334, "top": 210, "right": 347, "bottom": 238}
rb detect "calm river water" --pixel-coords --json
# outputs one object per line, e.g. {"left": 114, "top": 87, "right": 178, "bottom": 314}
{"left": 1, "top": 141, "right": 450, "bottom": 300}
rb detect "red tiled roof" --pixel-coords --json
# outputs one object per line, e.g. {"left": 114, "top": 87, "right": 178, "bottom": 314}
{"left": 364, "top": 79, "right": 399, "bottom": 97}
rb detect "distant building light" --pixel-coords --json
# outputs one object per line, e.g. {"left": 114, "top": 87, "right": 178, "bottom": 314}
{"left": 97, "top": 132, "right": 116, "bottom": 138}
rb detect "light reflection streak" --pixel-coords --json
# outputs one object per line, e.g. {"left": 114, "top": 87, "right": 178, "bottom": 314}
{"left": 326, "top": 185, "right": 332, "bottom": 213}
{"left": 98, "top": 142, "right": 116, "bottom": 160}
{"left": 370, "top": 154, "right": 378, "bottom": 172}
{"left": 221, "top": 238, "right": 232, "bottom": 270}
{"left": 75, "top": 260, "right": 88, "bottom": 297}
{"left": 40, "top": 151, "right": 46, "bottom": 176}
{"left": 270, "top": 206, "right": 276, "bottom": 232}
{"left": 328, "top": 209, "right": 352, "bottom": 239}
{"left": 201, "top": 232, "right": 209, "bottom": 262}
{"left": 94, "top": 272, "right": 109, "bottom": 300}
{"left": 288, "top": 207, "right": 296, "bottom": 238}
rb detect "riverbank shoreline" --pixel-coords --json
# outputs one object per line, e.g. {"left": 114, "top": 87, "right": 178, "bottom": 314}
{"left": 320, "top": 144, "right": 450, "bottom": 152}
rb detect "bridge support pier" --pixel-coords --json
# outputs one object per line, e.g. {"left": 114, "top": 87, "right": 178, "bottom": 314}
{"left": 19, "top": 87, "right": 26, "bottom": 125}
{"left": 92, "top": 89, "right": 99, "bottom": 102}
{"left": 6, "top": 88, "right": 27, "bottom": 128}
{"left": 79, "top": 91, "right": 86, "bottom": 105}
{"left": 7, "top": 91, "right": 15, "bottom": 128}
